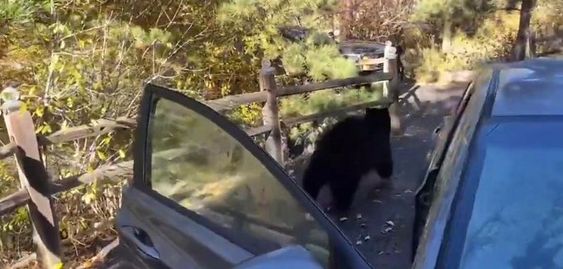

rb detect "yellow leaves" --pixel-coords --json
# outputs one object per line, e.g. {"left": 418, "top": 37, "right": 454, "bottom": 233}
{"left": 81, "top": 192, "right": 96, "bottom": 205}
{"left": 47, "top": 53, "right": 60, "bottom": 73}
{"left": 79, "top": 260, "right": 94, "bottom": 268}
{"left": 60, "top": 120, "right": 69, "bottom": 130}
{"left": 229, "top": 103, "right": 262, "bottom": 126}
{"left": 51, "top": 22, "right": 70, "bottom": 35}
{"left": 96, "top": 150, "right": 107, "bottom": 161}
{"left": 175, "top": 79, "right": 184, "bottom": 90}
{"left": 66, "top": 97, "right": 74, "bottom": 108}
{"left": 33, "top": 105, "right": 45, "bottom": 117}
{"left": 36, "top": 122, "right": 52, "bottom": 135}
{"left": 118, "top": 149, "right": 126, "bottom": 159}
{"left": 69, "top": 68, "right": 85, "bottom": 89}
{"left": 100, "top": 105, "right": 108, "bottom": 115}
{"left": 92, "top": 81, "right": 103, "bottom": 91}
{"left": 27, "top": 85, "right": 39, "bottom": 97}
{"left": 17, "top": 102, "right": 28, "bottom": 113}
{"left": 99, "top": 136, "right": 112, "bottom": 147}
{"left": 1, "top": 207, "right": 29, "bottom": 233}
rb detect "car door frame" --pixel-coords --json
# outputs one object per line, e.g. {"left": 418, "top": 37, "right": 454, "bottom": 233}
{"left": 411, "top": 80, "right": 473, "bottom": 257}
{"left": 127, "top": 83, "right": 372, "bottom": 268}
{"left": 412, "top": 69, "right": 497, "bottom": 269}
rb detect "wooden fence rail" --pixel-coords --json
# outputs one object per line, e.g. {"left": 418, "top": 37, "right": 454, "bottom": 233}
{"left": 205, "top": 72, "right": 392, "bottom": 112}
{"left": 0, "top": 50, "right": 400, "bottom": 268}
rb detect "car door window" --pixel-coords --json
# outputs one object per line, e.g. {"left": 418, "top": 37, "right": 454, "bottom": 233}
{"left": 146, "top": 97, "right": 331, "bottom": 267}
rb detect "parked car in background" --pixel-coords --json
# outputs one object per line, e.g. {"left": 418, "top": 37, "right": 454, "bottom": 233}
{"left": 412, "top": 57, "right": 563, "bottom": 269}
{"left": 339, "top": 40, "right": 385, "bottom": 72}
{"left": 279, "top": 26, "right": 385, "bottom": 72}
{"left": 108, "top": 84, "right": 374, "bottom": 268}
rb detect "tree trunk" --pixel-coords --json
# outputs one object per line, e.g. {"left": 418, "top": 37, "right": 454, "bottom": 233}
{"left": 339, "top": 0, "right": 354, "bottom": 41}
{"left": 441, "top": 16, "right": 453, "bottom": 53}
{"left": 511, "top": 0, "right": 537, "bottom": 61}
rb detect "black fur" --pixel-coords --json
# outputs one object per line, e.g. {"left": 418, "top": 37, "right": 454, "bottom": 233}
{"left": 396, "top": 44, "right": 405, "bottom": 81}
{"left": 301, "top": 107, "right": 393, "bottom": 211}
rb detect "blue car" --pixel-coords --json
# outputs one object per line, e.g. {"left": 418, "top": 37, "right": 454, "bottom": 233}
{"left": 413, "top": 57, "right": 563, "bottom": 269}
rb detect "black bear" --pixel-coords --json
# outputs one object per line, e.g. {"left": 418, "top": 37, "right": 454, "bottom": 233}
{"left": 301, "top": 107, "right": 393, "bottom": 212}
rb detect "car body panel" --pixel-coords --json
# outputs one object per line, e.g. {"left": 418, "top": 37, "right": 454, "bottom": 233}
{"left": 413, "top": 58, "right": 563, "bottom": 269}
{"left": 116, "top": 84, "right": 372, "bottom": 269}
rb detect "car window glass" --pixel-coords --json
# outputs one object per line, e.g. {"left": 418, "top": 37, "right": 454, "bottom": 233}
{"left": 456, "top": 121, "right": 563, "bottom": 269}
{"left": 147, "top": 98, "right": 331, "bottom": 267}
{"left": 492, "top": 62, "right": 563, "bottom": 116}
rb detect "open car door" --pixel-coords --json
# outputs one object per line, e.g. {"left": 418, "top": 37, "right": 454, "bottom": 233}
{"left": 114, "top": 84, "right": 372, "bottom": 269}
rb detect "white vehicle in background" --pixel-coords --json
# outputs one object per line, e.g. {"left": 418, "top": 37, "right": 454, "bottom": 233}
{"left": 339, "top": 40, "right": 386, "bottom": 72}
{"left": 278, "top": 26, "right": 386, "bottom": 73}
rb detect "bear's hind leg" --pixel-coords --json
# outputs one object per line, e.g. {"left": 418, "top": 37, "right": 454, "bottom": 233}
{"left": 329, "top": 172, "right": 361, "bottom": 212}
{"left": 302, "top": 161, "right": 330, "bottom": 201}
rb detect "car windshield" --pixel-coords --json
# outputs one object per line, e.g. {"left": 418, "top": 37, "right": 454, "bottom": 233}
{"left": 440, "top": 119, "right": 563, "bottom": 269}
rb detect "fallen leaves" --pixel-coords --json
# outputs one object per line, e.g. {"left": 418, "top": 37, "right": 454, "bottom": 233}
{"left": 382, "top": 219, "right": 396, "bottom": 234}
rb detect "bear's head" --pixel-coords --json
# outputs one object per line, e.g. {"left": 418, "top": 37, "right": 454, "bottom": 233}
{"left": 364, "top": 107, "right": 390, "bottom": 131}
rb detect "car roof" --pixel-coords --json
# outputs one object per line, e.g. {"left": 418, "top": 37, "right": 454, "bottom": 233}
{"left": 434, "top": 57, "right": 563, "bottom": 269}
{"left": 339, "top": 40, "right": 385, "bottom": 55}
{"left": 491, "top": 58, "right": 563, "bottom": 117}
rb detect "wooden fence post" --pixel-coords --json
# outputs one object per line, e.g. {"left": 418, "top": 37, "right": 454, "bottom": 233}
{"left": 259, "top": 61, "right": 284, "bottom": 163}
{"left": 1, "top": 87, "right": 62, "bottom": 268}
{"left": 383, "top": 41, "right": 403, "bottom": 136}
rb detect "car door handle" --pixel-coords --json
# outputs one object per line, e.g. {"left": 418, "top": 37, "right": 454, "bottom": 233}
{"left": 121, "top": 225, "right": 161, "bottom": 260}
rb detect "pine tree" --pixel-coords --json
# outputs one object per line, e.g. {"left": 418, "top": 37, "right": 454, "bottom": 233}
{"left": 218, "top": 0, "right": 358, "bottom": 81}
{"left": 412, "top": 0, "right": 492, "bottom": 52}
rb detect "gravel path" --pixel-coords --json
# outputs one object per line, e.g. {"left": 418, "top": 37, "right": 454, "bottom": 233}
{"left": 289, "top": 81, "right": 468, "bottom": 268}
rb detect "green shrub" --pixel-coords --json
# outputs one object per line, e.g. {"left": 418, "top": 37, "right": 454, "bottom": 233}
{"left": 412, "top": 10, "right": 520, "bottom": 84}
{"left": 414, "top": 47, "right": 467, "bottom": 83}
{"left": 279, "top": 84, "right": 384, "bottom": 119}
{"left": 228, "top": 103, "right": 264, "bottom": 128}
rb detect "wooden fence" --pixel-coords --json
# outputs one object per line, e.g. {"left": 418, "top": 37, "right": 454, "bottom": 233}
{"left": 0, "top": 55, "right": 400, "bottom": 268}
